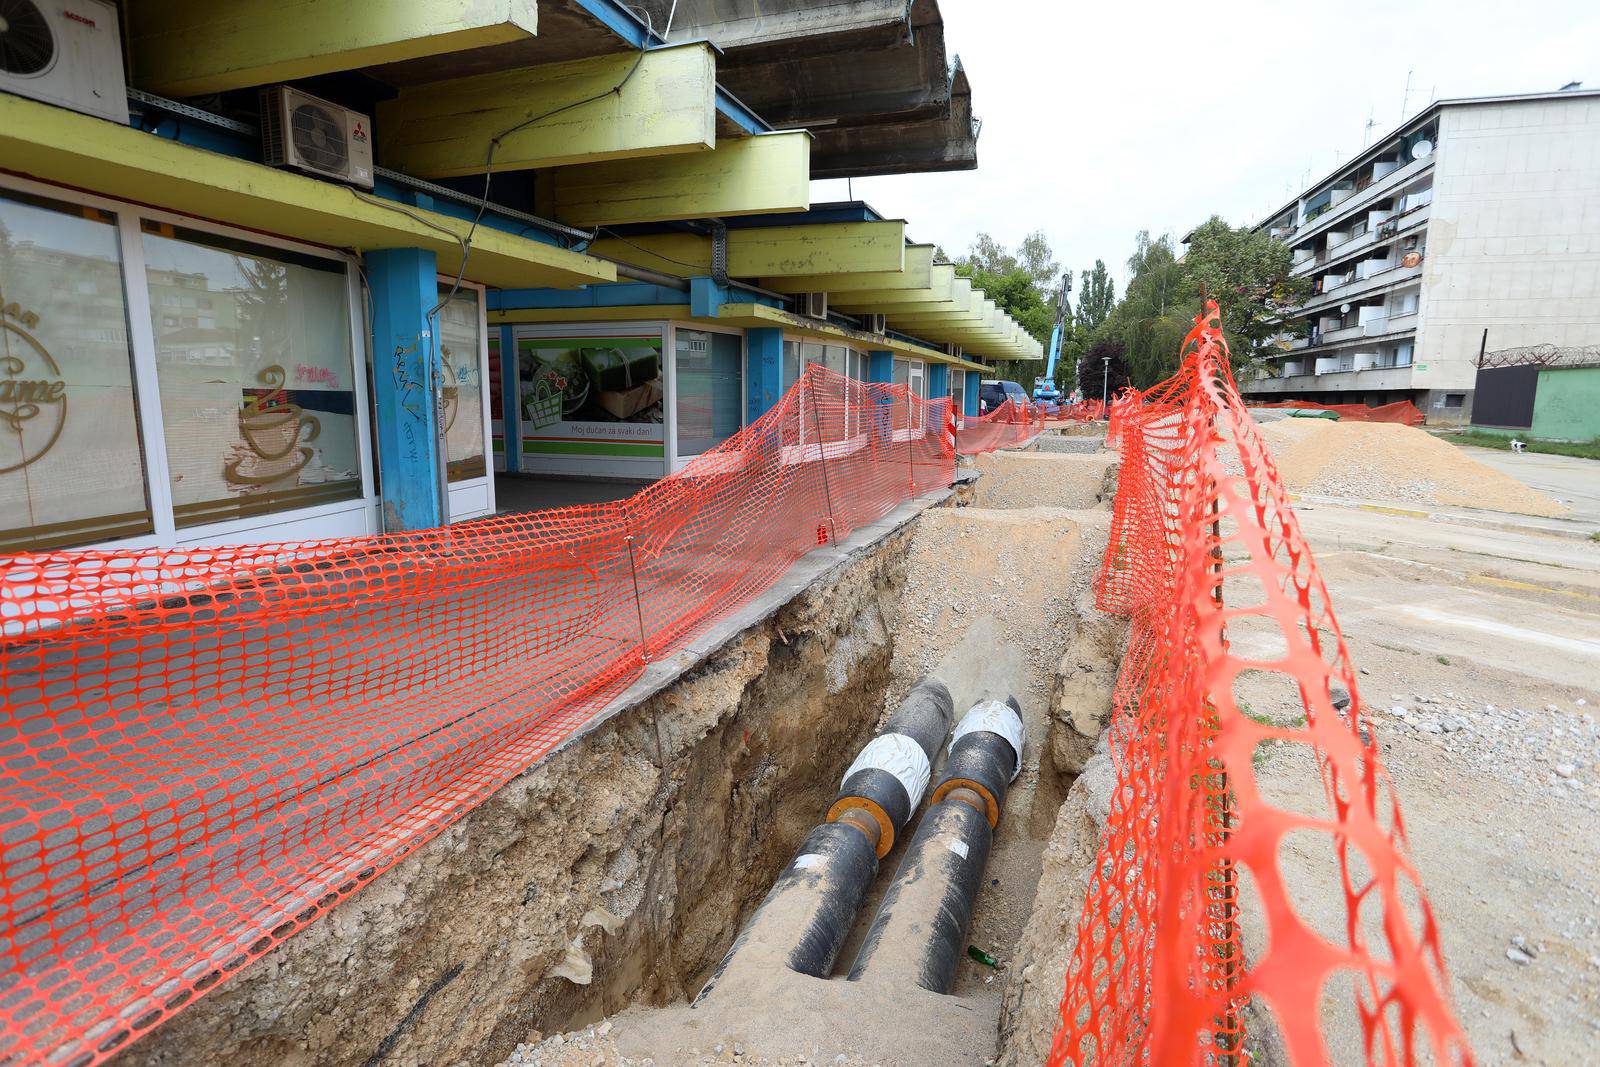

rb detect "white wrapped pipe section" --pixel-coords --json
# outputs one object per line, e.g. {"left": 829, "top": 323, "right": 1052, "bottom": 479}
{"left": 950, "top": 699, "right": 1027, "bottom": 780}
{"left": 840, "top": 733, "right": 932, "bottom": 811}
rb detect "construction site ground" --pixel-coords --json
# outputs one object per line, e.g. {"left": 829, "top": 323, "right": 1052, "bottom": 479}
{"left": 495, "top": 431, "right": 1598, "bottom": 1066}
{"left": 1233, "top": 444, "right": 1600, "bottom": 1065}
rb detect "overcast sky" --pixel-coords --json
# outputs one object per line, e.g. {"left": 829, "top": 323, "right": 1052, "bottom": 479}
{"left": 811, "top": 0, "right": 1600, "bottom": 291}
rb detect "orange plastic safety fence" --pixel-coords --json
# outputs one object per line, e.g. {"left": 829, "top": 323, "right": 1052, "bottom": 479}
{"left": 1048, "top": 304, "right": 1472, "bottom": 1066}
{"left": 1252, "top": 400, "right": 1426, "bottom": 426}
{"left": 955, "top": 397, "right": 1042, "bottom": 453}
{"left": 1042, "top": 399, "right": 1107, "bottom": 424}
{"left": 0, "top": 366, "right": 1007, "bottom": 1066}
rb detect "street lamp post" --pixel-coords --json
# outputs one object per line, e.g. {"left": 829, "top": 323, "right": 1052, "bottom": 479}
{"left": 1101, "top": 356, "right": 1110, "bottom": 407}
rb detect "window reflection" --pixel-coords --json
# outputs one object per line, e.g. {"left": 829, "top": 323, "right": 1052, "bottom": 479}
{"left": 142, "top": 223, "right": 360, "bottom": 528}
{"left": 0, "top": 189, "right": 151, "bottom": 551}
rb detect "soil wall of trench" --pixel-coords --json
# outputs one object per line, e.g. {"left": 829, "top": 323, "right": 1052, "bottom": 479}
{"left": 113, "top": 520, "right": 923, "bottom": 1067}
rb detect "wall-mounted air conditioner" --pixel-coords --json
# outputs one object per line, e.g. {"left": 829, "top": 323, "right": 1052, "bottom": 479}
{"left": 865, "top": 313, "right": 887, "bottom": 334}
{"left": 802, "top": 292, "right": 828, "bottom": 319}
{"left": 0, "top": 0, "right": 128, "bottom": 124}
{"left": 260, "top": 86, "right": 374, "bottom": 189}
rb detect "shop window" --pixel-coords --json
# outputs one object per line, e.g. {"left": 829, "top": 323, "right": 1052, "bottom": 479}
{"left": 438, "top": 284, "right": 487, "bottom": 483}
{"left": 141, "top": 222, "right": 361, "bottom": 529}
{"left": 782, "top": 339, "right": 803, "bottom": 389}
{"left": 675, "top": 329, "right": 742, "bottom": 457}
{"left": 1, "top": 189, "right": 152, "bottom": 552}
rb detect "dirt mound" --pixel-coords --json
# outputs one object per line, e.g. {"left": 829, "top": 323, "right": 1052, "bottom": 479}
{"left": 1254, "top": 420, "right": 1565, "bottom": 516}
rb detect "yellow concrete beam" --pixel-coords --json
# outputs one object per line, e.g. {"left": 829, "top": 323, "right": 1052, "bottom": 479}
{"left": 890, "top": 294, "right": 993, "bottom": 328}
{"left": 379, "top": 43, "right": 716, "bottom": 178}
{"left": 588, "top": 220, "right": 906, "bottom": 278}
{"left": 757, "top": 245, "right": 936, "bottom": 294}
{"left": 821, "top": 262, "right": 956, "bottom": 306}
{"left": 549, "top": 132, "right": 809, "bottom": 227}
{"left": 128, "top": 0, "right": 537, "bottom": 97}
{"left": 713, "top": 305, "right": 975, "bottom": 365}
{"left": 490, "top": 305, "right": 689, "bottom": 325}
{"left": 0, "top": 93, "right": 614, "bottom": 290}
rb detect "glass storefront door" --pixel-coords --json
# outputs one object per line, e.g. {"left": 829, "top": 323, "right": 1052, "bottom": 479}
{"left": 673, "top": 328, "right": 742, "bottom": 466}
{"left": 437, "top": 281, "right": 494, "bottom": 521}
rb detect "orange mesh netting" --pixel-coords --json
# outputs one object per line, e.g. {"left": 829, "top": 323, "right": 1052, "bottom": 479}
{"left": 955, "top": 397, "right": 1042, "bottom": 453}
{"left": 1049, "top": 304, "right": 1471, "bottom": 1066}
{"left": 1251, "top": 400, "right": 1425, "bottom": 426}
{"left": 0, "top": 365, "right": 995, "bottom": 1065}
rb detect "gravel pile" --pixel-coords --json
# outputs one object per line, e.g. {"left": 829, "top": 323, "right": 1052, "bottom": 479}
{"left": 1369, "top": 694, "right": 1599, "bottom": 810}
{"left": 1252, "top": 420, "right": 1566, "bottom": 516}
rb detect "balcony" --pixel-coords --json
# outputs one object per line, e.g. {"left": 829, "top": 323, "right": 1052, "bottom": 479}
{"left": 1303, "top": 259, "right": 1424, "bottom": 313}
{"left": 1322, "top": 323, "right": 1367, "bottom": 344}
{"left": 1242, "top": 363, "right": 1418, "bottom": 395}
{"left": 1291, "top": 154, "right": 1433, "bottom": 243}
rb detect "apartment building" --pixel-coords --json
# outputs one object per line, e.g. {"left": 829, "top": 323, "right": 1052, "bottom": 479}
{"left": 1247, "top": 87, "right": 1600, "bottom": 424}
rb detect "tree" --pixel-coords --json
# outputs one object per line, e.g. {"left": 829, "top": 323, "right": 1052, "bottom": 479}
{"left": 1078, "top": 336, "right": 1131, "bottom": 401}
{"left": 1017, "top": 230, "right": 1060, "bottom": 290}
{"left": 960, "top": 232, "right": 1016, "bottom": 275}
{"left": 1095, "top": 231, "right": 1193, "bottom": 387}
{"left": 1074, "top": 260, "right": 1115, "bottom": 336}
{"left": 1182, "top": 216, "right": 1309, "bottom": 362}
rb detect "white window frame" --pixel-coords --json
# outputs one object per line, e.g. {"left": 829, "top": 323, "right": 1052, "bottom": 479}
{"left": 667, "top": 321, "right": 747, "bottom": 474}
{"left": 0, "top": 173, "right": 378, "bottom": 552}
{"left": 509, "top": 320, "right": 670, "bottom": 480}
{"left": 782, "top": 334, "right": 871, "bottom": 460}
{"left": 891, "top": 357, "right": 928, "bottom": 441}
{"left": 435, "top": 276, "right": 495, "bottom": 523}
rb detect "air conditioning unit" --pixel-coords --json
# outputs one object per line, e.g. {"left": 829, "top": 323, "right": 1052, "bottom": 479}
{"left": 865, "top": 313, "right": 887, "bottom": 334}
{"left": 0, "top": 0, "right": 128, "bottom": 124}
{"left": 801, "top": 292, "right": 828, "bottom": 319}
{"left": 260, "top": 86, "right": 374, "bottom": 189}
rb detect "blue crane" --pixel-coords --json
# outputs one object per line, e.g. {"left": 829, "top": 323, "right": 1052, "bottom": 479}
{"left": 1032, "top": 274, "right": 1072, "bottom": 404}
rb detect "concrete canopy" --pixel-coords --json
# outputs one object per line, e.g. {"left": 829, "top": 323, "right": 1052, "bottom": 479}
{"left": 635, "top": 0, "right": 979, "bottom": 178}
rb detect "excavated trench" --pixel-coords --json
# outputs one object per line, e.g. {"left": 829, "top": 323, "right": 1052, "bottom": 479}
{"left": 111, "top": 435, "right": 1123, "bottom": 1067}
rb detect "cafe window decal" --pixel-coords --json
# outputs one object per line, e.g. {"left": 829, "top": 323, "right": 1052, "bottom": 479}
{"left": 1, "top": 189, "right": 152, "bottom": 552}
{"left": 223, "top": 363, "right": 321, "bottom": 486}
{"left": 0, "top": 298, "right": 66, "bottom": 473}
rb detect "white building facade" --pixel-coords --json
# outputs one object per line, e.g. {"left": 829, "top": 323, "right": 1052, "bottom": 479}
{"left": 1247, "top": 88, "right": 1600, "bottom": 424}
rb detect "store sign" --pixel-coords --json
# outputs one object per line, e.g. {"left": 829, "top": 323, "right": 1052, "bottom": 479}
{"left": 0, "top": 300, "right": 67, "bottom": 474}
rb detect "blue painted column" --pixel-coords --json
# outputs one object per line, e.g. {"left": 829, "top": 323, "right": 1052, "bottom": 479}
{"left": 867, "top": 350, "right": 894, "bottom": 383}
{"left": 746, "top": 327, "right": 784, "bottom": 423}
{"left": 498, "top": 324, "right": 520, "bottom": 474}
{"left": 925, "top": 363, "right": 949, "bottom": 433}
{"left": 964, "top": 371, "right": 981, "bottom": 417}
{"left": 367, "top": 248, "right": 447, "bottom": 531}
{"left": 868, "top": 350, "right": 895, "bottom": 445}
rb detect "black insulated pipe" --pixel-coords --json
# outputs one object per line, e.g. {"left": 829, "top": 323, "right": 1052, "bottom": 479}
{"left": 930, "top": 695, "right": 1024, "bottom": 828}
{"left": 695, "top": 821, "right": 878, "bottom": 1002}
{"left": 696, "top": 678, "right": 955, "bottom": 1003}
{"left": 826, "top": 678, "right": 954, "bottom": 857}
{"left": 844, "top": 798, "right": 992, "bottom": 993}
{"left": 847, "top": 696, "right": 1026, "bottom": 994}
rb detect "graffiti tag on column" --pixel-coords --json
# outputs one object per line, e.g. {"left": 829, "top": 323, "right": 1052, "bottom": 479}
{"left": 392, "top": 338, "right": 425, "bottom": 464}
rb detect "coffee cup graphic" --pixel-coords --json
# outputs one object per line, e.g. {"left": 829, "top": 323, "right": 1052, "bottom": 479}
{"left": 225, "top": 364, "right": 321, "bottom": 486}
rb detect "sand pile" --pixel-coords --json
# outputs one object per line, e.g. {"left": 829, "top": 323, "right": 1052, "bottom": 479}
{"left": 1253, "top": 419, "right": 1564, "bottom": 516}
